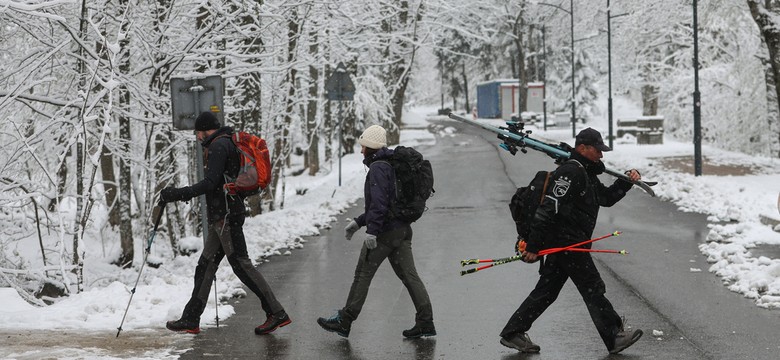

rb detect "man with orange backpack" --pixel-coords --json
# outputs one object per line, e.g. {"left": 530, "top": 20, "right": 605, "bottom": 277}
{"left": 160, "top": 111, "right": 290, "bottom": 335}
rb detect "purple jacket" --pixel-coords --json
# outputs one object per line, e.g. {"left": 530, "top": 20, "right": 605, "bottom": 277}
{"left": 355, "top": 147, "right": 407, "bottom": 235}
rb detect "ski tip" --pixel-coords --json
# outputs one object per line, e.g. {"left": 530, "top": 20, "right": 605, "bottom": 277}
{"left": 613, "top": 231, "right": 622, "bottom": 236}
{"left": 619, "top": 250, "right": 628, "bottom": 255}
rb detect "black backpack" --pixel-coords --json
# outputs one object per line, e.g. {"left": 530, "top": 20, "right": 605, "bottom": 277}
{"left": 382, "top": 146, "right": 435, "bottom": 223}
{"left": 509, "top": 170, "right": 552, "bottom": 240}
{"left": 509, "top": 160, "right": 585, "bottom": 240}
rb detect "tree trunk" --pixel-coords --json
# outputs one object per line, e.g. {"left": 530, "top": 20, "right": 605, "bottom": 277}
{"left": 461, "top": 62, "right": 470, "bottom": 113}
{"left": 307, "top": 28, "right": 320, "bottom": 176}
{"left": 641, "top": 84, "right": 658, "bottom": 116}
{"left": 748, "top": 0, "right": 780, "bottom": 158}
{"left": 100, "top": 149, "right": 120, "bottom": 228}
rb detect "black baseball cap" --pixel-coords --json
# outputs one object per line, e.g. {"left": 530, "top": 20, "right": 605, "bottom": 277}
{"left": 575, "top": 127, "right": 611, "bottom": 152}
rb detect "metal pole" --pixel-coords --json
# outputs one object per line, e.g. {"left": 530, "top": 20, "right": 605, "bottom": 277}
{"left": 338, "top": 100, "right": 343, "bottom": 186}
{"left": 693, "top": 0, "right": 702, "bottom": 176}
{"left": 607, "top": 0, "right": 614, "bottom": 149}
{"left": 191, "top": 80, "right": 208, "bottom": 245}
{"left": 543, "top": 25, "right": 548, "bottom": 131}
{"left": 570, "top": 0, "right": 576, "bottom": 138}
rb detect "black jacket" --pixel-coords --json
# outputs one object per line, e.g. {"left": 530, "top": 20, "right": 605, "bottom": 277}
{"left": 187, "top": 126, "right": 246, "bottom": 223}
{"left": 355, "top": 147, "right": 407, "bottom": 235}
{"left": 524, "top": 151, "right": 633, "bottom": 254}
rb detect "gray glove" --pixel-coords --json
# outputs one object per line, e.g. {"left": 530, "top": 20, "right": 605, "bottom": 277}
{"left": 363, "top": 234, "right": 377, "bottom": 250}
{"left": 345, "top": 219, "right": 360, "bottom": 241}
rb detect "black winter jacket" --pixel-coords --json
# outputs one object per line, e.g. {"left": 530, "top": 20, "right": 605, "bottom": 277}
{"left": 355, "top": 147, "right": 407, "bottom": 236}
{"left": 185, "top": 126, "right": 246, "bottom": 223}
{"left": 524, "top": 151, "right": 633, "bottom": 254}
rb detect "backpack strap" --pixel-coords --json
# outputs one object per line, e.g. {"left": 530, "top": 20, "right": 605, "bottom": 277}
{"left": 561, "top": 159, "right": 590, "bottom": 195}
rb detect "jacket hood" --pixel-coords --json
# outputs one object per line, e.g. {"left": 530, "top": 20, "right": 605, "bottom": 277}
{"left": 363, "top": 147, "right": 394, "bottom": 166}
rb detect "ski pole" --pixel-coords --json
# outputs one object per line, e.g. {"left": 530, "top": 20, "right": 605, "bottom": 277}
{"left": 460, "top": 255, "right": 524, "bottom": 276}
{"left": 462, "top": 247, "right": 627, "bottom": 268}
{"left": 214, "top": 277, "right": 220, "bottom": 328}
{"left": 116, "top": 201, "right": 166, "bottom": 338}
{"left": 538, "top": 231, "right": 621, "bottom": 256}
{"left": 461, "top": 254, "right": 523, "bottom": 267}
{"left": 541, "top": 247, "right": 627, "bottom": 255}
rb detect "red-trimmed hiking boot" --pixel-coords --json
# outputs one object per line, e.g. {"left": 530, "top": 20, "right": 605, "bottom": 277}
{"left": 254, "top": 311, "right": 292, "bottom": 335}
{"left": 166, "top": 318, "right": 200, "bottom": 334}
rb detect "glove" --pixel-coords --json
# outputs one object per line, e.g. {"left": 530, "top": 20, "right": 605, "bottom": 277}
{"left": 345, "top": 219, "right": 360, "bottom": 241}
{"left": 515, "top": 238, "right": 526, "bottom": 255}
{"left": 363, "top": 234, "right": 377, "bottom": 250}
{"left": 160, "top": 186, "right": 193, "bottom": 203}
{"left": 160, "top": 187, "right": 179, "bottom": 203}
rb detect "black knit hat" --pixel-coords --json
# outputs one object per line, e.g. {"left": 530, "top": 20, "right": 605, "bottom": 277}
{"left": 575, "top": 127, "right": 611, "bottom": 152}
{"left": 195, "top": 112, "right": 221, "bottom": 131}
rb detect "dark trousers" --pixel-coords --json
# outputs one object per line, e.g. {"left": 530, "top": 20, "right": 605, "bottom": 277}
{"left": 181, "top": 215, "right": 284, "bottom": 321}
{"left": 341, "top": 225, "right": 434, "bottom": 326}
{"left": 501, "top": 252, "right": 623, "bottom": 349}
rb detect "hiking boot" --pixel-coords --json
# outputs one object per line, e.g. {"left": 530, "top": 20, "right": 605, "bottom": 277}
{"left": 166, "top": 318, "right": 200, "bottom": 334}
{"left": 610, "top": 328, "right": 643, "bottom": 354}
{"left": 255, "top": 311, "right": 292, "bottom": 335}
{"left": 316, "top": 312, "right": 351, "bottom": 337}
{"left": 500, "top": 333, "right": 541, "bottom": 353}
{"left": 402, "top": 324, "right": 436, "bottom": 338}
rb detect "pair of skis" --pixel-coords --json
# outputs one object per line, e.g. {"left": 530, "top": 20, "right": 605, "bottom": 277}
{"left": 460, "top": 232, "right": 624, "bottom": 276}
{"left": 447, "top": 113, "right": 658, "bottom": 197}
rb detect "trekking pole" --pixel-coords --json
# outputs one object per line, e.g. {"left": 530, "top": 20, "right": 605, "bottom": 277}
{"left": 116, "top": 201, "right": 166, "bottom": 338}
{"left": 214, "top": 278, "right": 220, "bottom": 327}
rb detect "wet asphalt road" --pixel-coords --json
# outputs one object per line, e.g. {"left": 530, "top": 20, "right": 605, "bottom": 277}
{"left": 177, "top": 120, "right": 780, "bottom": 359}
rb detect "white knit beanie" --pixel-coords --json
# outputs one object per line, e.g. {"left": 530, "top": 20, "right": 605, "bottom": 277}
{"left": 358, "top": 125, "right": 387, "bottom": 149}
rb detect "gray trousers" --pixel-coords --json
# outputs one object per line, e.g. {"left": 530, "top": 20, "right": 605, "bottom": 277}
{"left": 181, "top": 215, "right": 284, "bottom": 321}
{"left": 342, "top": 224, "right": 434, "bottom": 326}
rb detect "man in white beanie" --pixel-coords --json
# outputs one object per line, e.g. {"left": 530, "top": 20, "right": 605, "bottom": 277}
{"left": 317, "top": 124, "right": 436, "bottom": 339}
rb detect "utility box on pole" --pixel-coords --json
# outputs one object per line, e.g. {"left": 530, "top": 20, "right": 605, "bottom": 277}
{"left": 170, "top": 75, "right": 225, "bottom": 243}
{"left": 170, "top": 75, "right": 225, "bottom": 129}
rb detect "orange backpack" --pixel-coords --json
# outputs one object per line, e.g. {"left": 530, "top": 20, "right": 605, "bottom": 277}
{"left": 224, "top": 132, "right": 271, "bottom": 197}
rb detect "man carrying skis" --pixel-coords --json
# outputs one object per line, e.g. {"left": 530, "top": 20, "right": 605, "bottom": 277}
{"left": 316, "top": 125, "right": 436, "bottom": 339}
{"left": 501, "top": 128, "right": 643, "bottom": 354}
{"left": 160, "top": 111, "right": 290, "bottom": 335}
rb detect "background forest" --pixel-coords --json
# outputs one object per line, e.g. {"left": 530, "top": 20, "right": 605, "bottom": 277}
{"left": 1, "top": 0, "right": 780, "bottom": 302}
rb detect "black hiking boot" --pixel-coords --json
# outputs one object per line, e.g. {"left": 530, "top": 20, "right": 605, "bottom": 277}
{"left": 610, "top": 328, "right": 643, "bottom": 354}
{"left": 316, "top": 312, "right": 351, "bottom": 337}
{"left": 166, "top": 318, "right": 200, "bottom": 334}
{"left": 500, "top": 333, "right": 541, "bottom": 353}
{"left": 254, "top": 311, "right": 292, "bottom": 335}
{"left": 402, "top": 324, "right": 437, "bottom": 339}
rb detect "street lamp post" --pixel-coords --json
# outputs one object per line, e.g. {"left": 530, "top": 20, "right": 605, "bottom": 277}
{"left": 693, "top": 0, "right": 702, "bottom": 176}
{"left": 607, "top": 0, "right": 614, "bottom": 149}
{"left": 539, "top": 1, "right": 576, "bottom": 138}
{"left": 542, "top": 25, "right": 548, "bottom": 131}
{"left": 607, "top": 2, "right": 628, "bottom": 149}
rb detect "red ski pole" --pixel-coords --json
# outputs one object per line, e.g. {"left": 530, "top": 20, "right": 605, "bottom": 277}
{"left": 538, "top": 231, "right": 621, "bottom": 256}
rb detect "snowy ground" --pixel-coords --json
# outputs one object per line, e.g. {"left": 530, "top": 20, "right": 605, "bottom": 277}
{"left": 1, "top": 102, "right": 780, "bottom": 359}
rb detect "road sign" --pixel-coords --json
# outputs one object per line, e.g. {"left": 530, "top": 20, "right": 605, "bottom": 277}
{"left": 325, "top": 62, "right": 355, "bottom": 101}
{"left": 170, "top": 75, "right": 224, "bottom": 130}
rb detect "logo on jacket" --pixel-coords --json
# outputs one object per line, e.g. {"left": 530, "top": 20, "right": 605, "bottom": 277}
{"left": 552, "top": 176, "right": 571, "bottom": 197}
